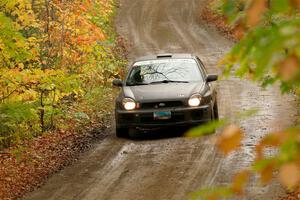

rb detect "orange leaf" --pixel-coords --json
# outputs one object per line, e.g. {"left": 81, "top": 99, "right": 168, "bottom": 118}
{"left": 206, "top": 194, "right": 219, "bottom": 200}
{"left": 217, "top": 124, "right": 243, "bottom": 155}
{"left": 278, "top": 55, "right": 300, "bottom": 81}
{"left": 290, "top": 0, "right": 300, "bottom": 8}
{"left": 234, "top": 23, "right": 245, "bottom": 40}
{"left": 231, "top": 170, "right": 251, "bottom": 195}
{"left": 255, "top": 143, "right": 265, "bottom": 160}
{"left": 260, "top": 161, "right": 275, "bottom": 184}
{"left": 279, "top": 163, "right": 300, "bottom": 188}
{"left": 256, "top": 131, "right": 289, "bottom": 160}
{"left": 246, "top": 0, "right": 268, "bottom": 27}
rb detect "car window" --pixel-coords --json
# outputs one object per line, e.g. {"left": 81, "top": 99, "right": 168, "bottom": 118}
{"left": 126, "top": 59, "right": 204, "bottom": 86}
{"left": 196, "top": 57, "right": 208, "bottom": 77}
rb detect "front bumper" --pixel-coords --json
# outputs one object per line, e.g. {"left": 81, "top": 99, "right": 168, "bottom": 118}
{"left": 115, "top": 105, "right": 212, "bottom": 129}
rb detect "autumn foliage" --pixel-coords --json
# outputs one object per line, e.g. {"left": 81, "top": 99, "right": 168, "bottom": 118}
{"left": 0, "top": 0, "right": 125, "bottom": 199}
{"left": 0, "top": 0, "right": 125, "bottom": 148}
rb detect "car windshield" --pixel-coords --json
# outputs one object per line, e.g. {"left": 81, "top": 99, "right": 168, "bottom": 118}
{"left": 126, "top": 59, "right": 203, "bottom": 86}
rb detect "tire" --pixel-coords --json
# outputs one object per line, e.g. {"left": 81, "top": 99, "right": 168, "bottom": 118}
{"left": 207, "top": 101, "right": 219, "bottom": 135}
{"left": 116, "top": 127, "right": 129, "bottom": 138}
{"left": 213, "top": 101, "right": 219, "bottom": 120}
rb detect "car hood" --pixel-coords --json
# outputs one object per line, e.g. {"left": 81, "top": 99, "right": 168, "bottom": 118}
{"left": 123, "top": 82, "right": 205, "bottom": 102}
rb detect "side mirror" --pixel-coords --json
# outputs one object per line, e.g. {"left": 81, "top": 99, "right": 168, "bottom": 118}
{"left": 206, "top": 74, "right": 218, "bottom": 82}
{"left": 113, "top": 79, "right": 123, "bottom": 87}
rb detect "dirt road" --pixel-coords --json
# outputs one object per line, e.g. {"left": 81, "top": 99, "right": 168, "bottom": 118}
{"left": 24, "top": 0, "right": 297, "bottom": 199}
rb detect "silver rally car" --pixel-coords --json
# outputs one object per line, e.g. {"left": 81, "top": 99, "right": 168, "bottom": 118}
{"left": 113, "top": 53, "right": 218, "bottom": 138}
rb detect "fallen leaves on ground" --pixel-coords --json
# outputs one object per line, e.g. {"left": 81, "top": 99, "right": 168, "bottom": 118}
{"left": 0, "top": 124, "right": 109, "bottom": 200}
{"left": 281, "top": 192, "right": 300, "bottom": 200}
{"left": 201, "top": 8, "right": 244, "bottom": 41}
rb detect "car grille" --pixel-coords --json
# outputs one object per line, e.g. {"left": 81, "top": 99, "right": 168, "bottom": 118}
{"left": 140, "top": 101, "right": 183, "bottom": 109}
{"left": 191, "top": 110, "right": 204, "bottom": 120}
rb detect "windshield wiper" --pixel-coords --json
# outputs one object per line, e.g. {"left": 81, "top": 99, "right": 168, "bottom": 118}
{"left": 149, "top": 80, "right": 189, "bottom": 84}
{"left": 126, "top": 82, "right": 149, "bottom": 86}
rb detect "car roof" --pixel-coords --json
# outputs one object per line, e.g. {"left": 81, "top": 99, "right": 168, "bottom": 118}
{"left": 134, "top": 53, "right": 196, "bottom": 62}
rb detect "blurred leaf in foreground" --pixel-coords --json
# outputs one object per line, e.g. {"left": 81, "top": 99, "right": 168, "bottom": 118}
{"left": 246, "top": 0, "right": 268, "bottom": 27}
{"left": 257, "top": 159, "right": 276, "bottom": 184}
{"left": 231, "top": 170, "right": 251, "bottom": 195}
{"left": 185, "top": 120, "right": 227, "bottom": 137}
{"left": 290, "top": 0, "right": 300, "bottom": 8}
{"left": 217, "top": 124, "right": 244, "bottom": 155}
{"left": 278, "top": 54, "right": 300, "bottom": 82}
{"left": 279, "top": 163, "right": 300, "bottom": 189}
{"left": 189, "top": 187, "right": 232, "bottom": 200}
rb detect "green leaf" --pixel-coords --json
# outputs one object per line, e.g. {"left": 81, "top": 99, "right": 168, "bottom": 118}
{"left": 270, "top": 0, "right": 290, "bottom": 13}
{"left": 185, "top": 120, "right": 227, "bottom": 137}
{"left": 189, "top": 187, "right": 233, "bottom": 200}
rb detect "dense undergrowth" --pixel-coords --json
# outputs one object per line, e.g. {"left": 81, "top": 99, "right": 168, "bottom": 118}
{"left": 0, "top": 0, "right": 126, "bottom": 149}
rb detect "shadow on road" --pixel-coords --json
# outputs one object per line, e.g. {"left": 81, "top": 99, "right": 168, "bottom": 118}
{"left": 128, "top": 127, "right": 190, "bottom": 140}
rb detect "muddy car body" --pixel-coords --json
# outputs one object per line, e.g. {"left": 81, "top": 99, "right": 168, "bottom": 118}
{"left": 113, "top": 53, "right": 218, "bottom": 137}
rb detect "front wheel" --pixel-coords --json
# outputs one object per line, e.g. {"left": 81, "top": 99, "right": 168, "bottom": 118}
{"left": 116, "top": 127, "right": 129, "bottom": 138}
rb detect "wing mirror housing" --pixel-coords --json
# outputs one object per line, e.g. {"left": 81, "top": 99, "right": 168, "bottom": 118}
{"left": 113, "top": 79, "right": 123, "bottom": 87}
{"left": 206, "top": 74, "right": 218, "bottom": 82}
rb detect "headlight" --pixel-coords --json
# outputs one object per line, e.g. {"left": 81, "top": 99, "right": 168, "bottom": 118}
{"left": 122, "top": 98, "right": 136, "bottom": 110}
{"left": 188, "top": 94, "right": 202, "bottom": 107}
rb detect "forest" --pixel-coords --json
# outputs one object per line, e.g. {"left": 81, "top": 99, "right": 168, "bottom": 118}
{"left": 0, "top": 0, "right": 125, "bottom": 149}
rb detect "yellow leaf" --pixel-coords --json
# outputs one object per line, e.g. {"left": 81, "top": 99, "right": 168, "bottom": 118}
{"left": 18, "top": 63, "right": 24, "bottom": 69}
{"left": 279, "top": 163, "right": 300, "bottom": 188}
{"left": 217, "top": 124, "right": 243, "bottom": 155}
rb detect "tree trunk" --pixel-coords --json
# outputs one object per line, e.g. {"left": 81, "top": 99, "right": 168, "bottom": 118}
{"left": 40, "top": 91, "right": 45, "bottom": 133}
